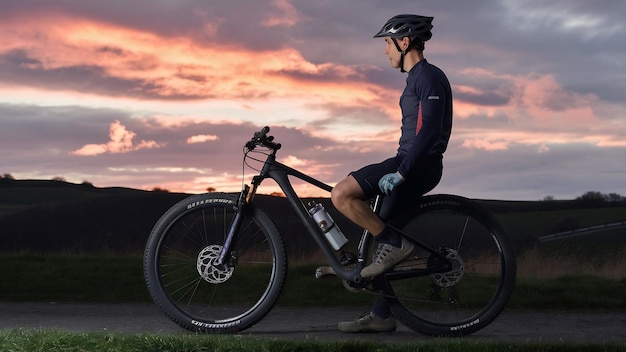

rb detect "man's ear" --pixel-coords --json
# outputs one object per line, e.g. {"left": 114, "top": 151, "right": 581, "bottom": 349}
{"left": 401, "top": 37, "right": 411, "bottom": 49}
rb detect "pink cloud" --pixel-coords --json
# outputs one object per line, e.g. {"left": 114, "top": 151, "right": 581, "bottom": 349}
{"left": 262, "top": 0, "right": 300, "bottom": 27}
{"left": 0, "top": 12, "right": 389, "bottom": 106}
{"left": 461, "top": 139, "right": 509, "bottom": 151}
{"left": 453, "top": 68, "right": 624, "bottom": 152}
{"left": 186, "top": 134, "right": 219, "bottom": 144}
{"left": 72, "top": 120, "right": 161, "bottom": 156}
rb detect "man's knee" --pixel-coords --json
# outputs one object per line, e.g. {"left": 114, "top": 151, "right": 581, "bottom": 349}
{"left": 331, "top": 176, "right": 362, "bottom": 208}
{"left": 330, "top": 181, "right": 346, "bottom": 209}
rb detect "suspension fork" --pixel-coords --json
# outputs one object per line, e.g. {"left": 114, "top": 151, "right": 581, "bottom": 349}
{"left": 215, "top": 183, "right": 254, "bottom": 266}
{"left": 216, "top": 147, "right": 274, "bottom": 267}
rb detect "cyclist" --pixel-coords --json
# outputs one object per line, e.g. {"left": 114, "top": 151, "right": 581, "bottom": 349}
{"left": 331, "top": 14, "right": 453, "bottom": 332}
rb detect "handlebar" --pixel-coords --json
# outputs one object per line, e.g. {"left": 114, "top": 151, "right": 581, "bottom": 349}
{"left": 245, "top": 126, "right": 281, "bottom": 152}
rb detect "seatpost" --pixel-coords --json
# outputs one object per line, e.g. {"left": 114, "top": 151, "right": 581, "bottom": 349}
{"left": 356, "top": 195, "right": 383, "bottom": 263}
{"left": 371, "top": 194, "right": 384, "bottom": 214}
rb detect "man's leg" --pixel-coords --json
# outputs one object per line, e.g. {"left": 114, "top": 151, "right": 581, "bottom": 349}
{"left": 333, "top": 174, "right": 409, "bottom": 333}
{"left": 331, "top": 175, "right": 413, "bottom": 278}
{"left": 331, "top": 175, "right": 385, "bottom": 236}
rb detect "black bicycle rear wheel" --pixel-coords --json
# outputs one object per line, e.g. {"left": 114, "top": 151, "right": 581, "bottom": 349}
{"left": 380, "top": 194, "right": 517, "bottom": 336}
{"left": 143, "top": 193, "right": 287, "bottom": 333}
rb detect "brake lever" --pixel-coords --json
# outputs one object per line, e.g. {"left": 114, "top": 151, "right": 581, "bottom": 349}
{"left": 245, "top": 140, "right": 257, "bottom": 150}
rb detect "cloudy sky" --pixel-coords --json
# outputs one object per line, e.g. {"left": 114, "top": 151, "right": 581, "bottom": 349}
{"left": 1, "top": 0, "right": 625, "bottom": 200}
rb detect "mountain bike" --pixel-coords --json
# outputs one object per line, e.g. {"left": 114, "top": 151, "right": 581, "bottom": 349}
{"left": 143, "top": 126, "right": 517, "bottom": 337}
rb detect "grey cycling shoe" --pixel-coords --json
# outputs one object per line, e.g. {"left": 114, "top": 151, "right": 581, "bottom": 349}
{"left": 360, "top": 237, "right": 414, "bottom": 278}
{"left": 338, "top": 311, "right": 397, "bottom": 333}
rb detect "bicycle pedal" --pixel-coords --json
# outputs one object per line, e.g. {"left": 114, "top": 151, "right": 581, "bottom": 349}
{"left": 315, "top": 266, "right": 336, "bottom": 278}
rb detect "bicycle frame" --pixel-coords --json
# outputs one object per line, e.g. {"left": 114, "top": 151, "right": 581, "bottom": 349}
{"left": 228, "top": 149, "right": 365, "bottom": 282}
{"left": 217, "top": 140, "right": 452, "bottom": 283}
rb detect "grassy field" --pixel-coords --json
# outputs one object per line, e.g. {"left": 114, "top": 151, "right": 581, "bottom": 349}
{"left": 0, "top": 253, "right": 623, "bottom": 310}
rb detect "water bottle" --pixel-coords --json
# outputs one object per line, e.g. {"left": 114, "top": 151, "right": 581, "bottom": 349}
{"left": 308, "top": 202, "right": 348, "bottom": 250}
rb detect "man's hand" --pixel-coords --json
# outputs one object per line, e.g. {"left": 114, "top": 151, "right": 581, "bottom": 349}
{"left": 378, "top": 172, "right": 405, "bottom": 195}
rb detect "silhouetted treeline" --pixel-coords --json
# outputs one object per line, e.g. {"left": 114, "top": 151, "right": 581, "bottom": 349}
{"left": 573, "top": 191, "right": 626, "bottom": 207}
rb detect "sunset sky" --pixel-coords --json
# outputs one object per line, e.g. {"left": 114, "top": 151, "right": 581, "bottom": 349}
{"left": 1, "top": 1, "right": 625, "bottom": 200}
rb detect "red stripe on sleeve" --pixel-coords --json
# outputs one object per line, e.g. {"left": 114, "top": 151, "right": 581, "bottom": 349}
{"left": 416, "top": 101, "right": 423, "bottom": 135}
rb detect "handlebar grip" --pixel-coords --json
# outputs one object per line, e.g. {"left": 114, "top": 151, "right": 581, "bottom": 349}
{"left": 245, "top": 126, "right": 280, "bottom": 151}
{"left": 253, "top": 126, "right": 270, "bottom": 139}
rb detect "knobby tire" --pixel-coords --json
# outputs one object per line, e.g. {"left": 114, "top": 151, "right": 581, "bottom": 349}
{"left": 379, "top": 194, "right": 517, "bottom": 336}
{"left": 143, "top": 193, "right": 287, "bottom": 333}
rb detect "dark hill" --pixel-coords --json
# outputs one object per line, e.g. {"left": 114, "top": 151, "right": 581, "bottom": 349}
{"left": 0, "top": 179, "right": 356, "bottom": 255}
{"left": 0, "top": 178, "right": 143, "bottom": 200}
{"left": 1, "top": 179, "right": 625, "bottom": 256}
{"left": 0, "top": 181, "right": 185, "bottom": 252}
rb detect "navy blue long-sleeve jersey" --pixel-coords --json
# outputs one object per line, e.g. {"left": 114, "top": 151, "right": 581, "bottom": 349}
{"left": 396, "top": 59, "right": 452, "bottom": 177}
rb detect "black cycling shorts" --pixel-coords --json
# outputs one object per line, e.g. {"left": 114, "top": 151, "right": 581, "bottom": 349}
{"left": 349, "top": 154, "right": 443, "bottom": 219}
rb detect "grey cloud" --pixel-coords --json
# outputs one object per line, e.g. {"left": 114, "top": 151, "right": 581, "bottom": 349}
{"left": 3, "top": 49, "right": 42, "bottom": 67}
{"left": 455, "top": 112, "right": 511, "bottom": 130}
{"left": 0, "top": 49, "right": 206, "bottom": 100}
{"left": 476, "top": 1, "right": 626, "bottom": 104}
{"left": 309, "top": 103, "right": 392, "bottom": 129}
{"left": 439, "top": 142, "right": 626, "bottom": 200}
{"left": 0, "top": 0, "right": 292, "bottom": 50}
{"left": 275, "top": 65, "right": 370, "bottom": 83}
{"left": 0, "top": 104, "right": 125, "bottom": 150}
{"left": 454, "top": 89, "right": 511, "bottom": 107}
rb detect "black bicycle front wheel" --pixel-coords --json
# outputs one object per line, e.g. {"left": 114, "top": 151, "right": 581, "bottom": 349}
{"left": 143, "top": 193, "right": 287, "bottom": 333}
{"left": 380, "top": 194, "right": 517, "bottom": 336}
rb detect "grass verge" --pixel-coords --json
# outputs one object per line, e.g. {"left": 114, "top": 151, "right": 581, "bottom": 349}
{"left": 0, "top": 329, "right": 624, "bottom": 352}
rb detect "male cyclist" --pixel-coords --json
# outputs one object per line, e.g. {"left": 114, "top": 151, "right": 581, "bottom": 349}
{"left": 331, "top": 14, "right": 453, "bottom": 332}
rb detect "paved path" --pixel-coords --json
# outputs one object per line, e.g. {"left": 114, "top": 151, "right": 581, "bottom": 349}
{"left": 0, "top": 302, "right": 624, "bottom": 344}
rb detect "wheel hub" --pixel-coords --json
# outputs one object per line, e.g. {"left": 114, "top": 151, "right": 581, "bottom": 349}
{"left": 430, "top": 248, "right": 464, "bottom": 287}
{"left": 197, "top": 245, "right": 234, "bottom": 284}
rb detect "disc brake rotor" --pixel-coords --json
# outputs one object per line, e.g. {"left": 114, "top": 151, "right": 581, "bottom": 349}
{"left": 197, "top": 245, "right": 235, "bottom": 284}
{"left": 430, "top": 248, "right": 464, "bottom": 287}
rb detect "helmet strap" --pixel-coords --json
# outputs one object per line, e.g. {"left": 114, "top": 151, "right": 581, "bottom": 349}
{"left": 391, "top": 38, "right": 408, "bottom": 73}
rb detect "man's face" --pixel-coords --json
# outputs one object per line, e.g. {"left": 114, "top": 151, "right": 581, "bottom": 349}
{"left": 384, "top": 37, "right": 402, "bottom": 69}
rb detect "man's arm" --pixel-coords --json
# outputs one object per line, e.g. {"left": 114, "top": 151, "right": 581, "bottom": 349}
{"left": 397, "top": 82, "right": 448, "bottom": 177}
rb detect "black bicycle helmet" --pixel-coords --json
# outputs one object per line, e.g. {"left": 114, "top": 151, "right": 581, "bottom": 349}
{"left": 373, "top": 14, "right": 434, "bottom": 41}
